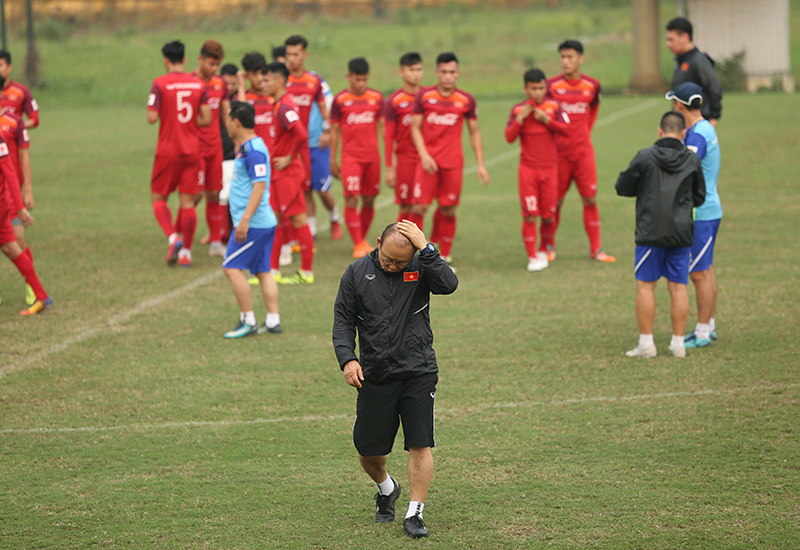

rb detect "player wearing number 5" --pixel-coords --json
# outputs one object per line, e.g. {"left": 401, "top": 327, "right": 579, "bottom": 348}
{"left": 147, "top": 40, "right": 211, "bottom": 267}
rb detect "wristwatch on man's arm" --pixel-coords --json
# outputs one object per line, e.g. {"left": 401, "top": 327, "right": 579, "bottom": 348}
{"left": 418, "top": 242, "right": 437, "bottom": 257}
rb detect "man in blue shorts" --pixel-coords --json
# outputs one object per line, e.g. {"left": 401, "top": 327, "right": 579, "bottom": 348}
{"left": 667, "top": 82, "right": 722, "bottom": 348}
{"left": 221, "top": 101, "right": 281, "bottom": 338}
{"left": 616, "top": 111, "right": 705, "bottom": 358}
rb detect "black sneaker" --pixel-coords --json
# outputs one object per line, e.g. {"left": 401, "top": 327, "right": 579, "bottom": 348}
{"left": 403, "top": 514, "right": 429, "bottom": 538}
{"left": 374, "top": 478, "right": 401, "bottom": 523}
{"left": 256, "top": 323, "right": 282, "bottom": 335}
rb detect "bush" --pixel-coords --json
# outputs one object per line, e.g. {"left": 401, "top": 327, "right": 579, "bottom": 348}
{"left": 714, "top": 50, "right": 747, "bottom": 93}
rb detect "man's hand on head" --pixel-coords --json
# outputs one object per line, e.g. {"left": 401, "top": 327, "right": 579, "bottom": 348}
{"left": 397, "top": 220, "right": 427, "bottom": 251}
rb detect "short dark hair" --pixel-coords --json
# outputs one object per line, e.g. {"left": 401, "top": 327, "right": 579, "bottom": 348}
{"left": 399, "top": 52, "right": 422, "bottom": 67}
{"left": 0, "top": 75, "right": 6, "bottom": 89}
{"left": 666, "top": 17, "right": 693, "bottom": 41}
{"left": 436, "top": 52, "right": 458, "bottom": 66}
{"left": 161, "top": 41, "right": 185, "bottom": 64}
{"left": 660, "top": 111, "right": 686, "bottom": 135}
{"left": 271, "top": 45, "right": 286, "bottom": 61}
{"left": 200, "top": 39, "right": 224, "bottom": 60}
{"left": 0, "top": 50, "right": 11, "bottom": 64}
{"left": 230, "top": 101, "right": 255, "bottom": 129}
{"left": 524, "top": 69, "right": 546, "bottom": 84}
{"left": 220, "top": 63, "right": 238, "bottom": 76}
{"left": 284, "top": 35, "right": 308, "bottom": 49}
{"left": 264, "top": 62, "right": 289, "bottom": 80}
{"left": 379, "top": 223, "right": 413, "bottom": 249}
{"left": 348, "top": 57, "right": 369, "bottom": 75}
{"left": 241, "top": 52, "right": 266, "bottom": 73}
{"left": 558, "top": 40, "right": 583, "bottom": 54}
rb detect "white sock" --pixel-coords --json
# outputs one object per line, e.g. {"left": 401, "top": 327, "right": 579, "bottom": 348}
{"left": 168, "top": 232, "right": 179, "bottom": 245}
{"left": 301, "top": 270, "right": 313, "bottom": 277}
{"left": 178, "top": 248, "right": 191, "bottom": 259}
{"left": 244, "top": 311, "right": 256, "bottom": 326}
{"left": 239, "top": 312, "right": 246, "bottom": 323}
{"left": 308, "top": 216, "right": 317, "bottom": 237}
{"left": 638, "top": 334, "right": 654, "bottom": 348}
{"left": 709, "top": 318, "right": 716, "bottom": 332}
{"left": 670, "top": 334, "right": 684, "bottom": 349}
{"left": 330, "top": 205, "right": 340, "bottom": 223}
{"left": 695, "top": 323, "right": 711, "bottom": 340}
{"left": 266, "top": 313, "right": 280, "bottom": 328}
{"left": 376, "top": 475, "right": 394, "bottom": 496}
{"left": 405, "top": 501, "right": 424, "bottom": 519}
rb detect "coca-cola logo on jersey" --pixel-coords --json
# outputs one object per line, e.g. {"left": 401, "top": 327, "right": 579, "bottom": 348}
{"left": 401, "top": 113, "right": 413, "bottom": 126}
{"left": 346, "top": 111, "right": 375, "bottom": 125}
{"left": 208, "top": 97, "right": 222, "bottom": 109}
{"left": 291, "top": 94, "right": 313, "bottom": 107}
{"left": 561, "top": 102, "right": 589, "bottom": 114}
{"left": 426, "top": 112, "right": 459, "bottom": 126}
{"left": 255, "top": 112, "right": 273, "bottom": 125}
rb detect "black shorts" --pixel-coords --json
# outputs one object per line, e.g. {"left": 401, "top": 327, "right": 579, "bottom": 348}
{"left": 353, "top": 372, "right": 438, "bottom": 456}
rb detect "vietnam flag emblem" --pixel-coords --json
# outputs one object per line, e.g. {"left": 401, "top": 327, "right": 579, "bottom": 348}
{"left": 404, "top": 271, "right": 419, "bottom": 282}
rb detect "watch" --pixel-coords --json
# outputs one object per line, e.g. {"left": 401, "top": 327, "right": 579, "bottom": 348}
{"left": 419, "top": 242, "right": 437, "bottom": 257}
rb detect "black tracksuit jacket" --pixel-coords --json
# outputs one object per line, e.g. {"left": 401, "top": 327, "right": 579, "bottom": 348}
{"left": 672, "top": 47, "right": 723, "bottom": 121}
{"left": 333, "top": 248, "right": 458, "bottom": 384}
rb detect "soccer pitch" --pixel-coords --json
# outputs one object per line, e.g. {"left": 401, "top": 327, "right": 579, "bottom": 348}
{"left": 1, "top": 90, "right": 798, "bottom": 548}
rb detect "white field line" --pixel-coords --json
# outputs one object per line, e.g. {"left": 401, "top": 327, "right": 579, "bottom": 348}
{"left": 2, "top": 382, "right": 797, "bottom": 436}
{"left": 0, "top": 99, "right": 661, "bottom": 379}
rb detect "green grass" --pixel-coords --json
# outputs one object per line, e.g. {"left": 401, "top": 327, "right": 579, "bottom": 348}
{"left": 1, "top": 91, "right": 799, "bottom": 548}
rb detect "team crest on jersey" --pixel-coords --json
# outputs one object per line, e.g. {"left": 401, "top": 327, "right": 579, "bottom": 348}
{"left": 0, "top": 142, "right": 8, "bottom": 156}
{"left": 687, "top": 145, "right": 699, "bottom": 154}
{"left": 254, "top": 163, "right": 267, "bottom": 177}
{"left": 404, "top": 271, "right": 419, "bottom": 282}
{"left": 556, "top": 89, "right": 566, "bottom": 94}
{"left": 344, "top": 100, "right": 354, "bottom": 106}
{"left": 428, "top": 98, "right": 438, "bottom": 104}
{"left": 399, "top": 101, "right": 409, "bottom": 108}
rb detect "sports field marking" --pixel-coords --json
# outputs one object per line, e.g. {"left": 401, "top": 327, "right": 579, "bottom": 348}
{"left": 2, "top": 382, "right": 796, "bottom": 435}
{"left": 0, "top": 99, "right": 661, "bottom": 379}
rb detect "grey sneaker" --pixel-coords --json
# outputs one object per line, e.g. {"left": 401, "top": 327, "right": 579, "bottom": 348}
{"left": 374, "top": 478, "right": 401, "bottom": 523}
{"left": 668, "top": 344, "right": 686, "bottom": 358}
{"left": 403, "top": 514, "right": 429, "bottom": 538}
{"left": 256, "top": 323, "right": 282, "bottom": 335}
{"left": 625, "top": 344, "right": 657, "bottom": 358}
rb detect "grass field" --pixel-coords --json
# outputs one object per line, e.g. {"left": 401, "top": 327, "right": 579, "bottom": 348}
{"left": 1, "top": 2, "right": 800, "bottom": 548}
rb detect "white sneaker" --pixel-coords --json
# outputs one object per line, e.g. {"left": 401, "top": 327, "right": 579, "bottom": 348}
{"left": 208, "top": 241, "right": 226, "bottom": 257}
{"left": 279, "top": 244, "right": 293, "bottom": 266}
{"left": 625, "top": 344, "right": 657, "bottom": 358}
{"left": 536, "top": 251, "right": 549, "bottom": 269}
{"left": 668, "top": 344, "right": 686, "bottom": 358}
{"left": 527, "top": 257, "right": 546, "bottom": 272}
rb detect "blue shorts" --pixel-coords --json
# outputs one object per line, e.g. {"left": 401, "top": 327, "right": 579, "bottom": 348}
{"left": 635, "top": 245, "right": 691, "bottom": 284}
{"left": 689, "top": 219, "right": 720, "bottom": 273}
{"left": 310, "top": 147, "right": 332, "bottom": 192}
{"left": 222, "top": 226, "right": 275, "bottom": 274}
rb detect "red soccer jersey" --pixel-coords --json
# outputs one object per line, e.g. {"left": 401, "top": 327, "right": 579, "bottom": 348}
{"left": 191, "top": 72, "right": 227, "bottom": 155}
{"left": 546, "top": 74, "right": 601, "bottom": 152}
{"left": 413, "top": 86, "right": 477, "bottom": 169}
{"left": 148, "top": 72, "right": 209, "bottom": 157}
{"left": 0, "top": 112, "right": 29, "bottom": 180}
{"left": 330, "top": 88, "right": 383, "bottom": 162}
{"left": 245, "top": 89, "right": 275, "bottom": 152}
{"left": 383, "top": 88, "right": 419, "bottom": 166}
{"left": 270, "top": 94, "right": 308, "bottom": 162}
{"left": 1, "top": 81, "right": 39, "bottom": 128}
{"left": 505, "top": 98, "right": 569, "bottom": 168}
{"left": 0, "top": 135, "right": 22, "bottom": 214}
{"left": 286, "top": 71, "right": 325, "bottom": 129}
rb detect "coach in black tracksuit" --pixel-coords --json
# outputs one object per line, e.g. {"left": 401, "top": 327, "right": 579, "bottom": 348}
{"left": 333, "top": 220, "right": 457, "bottom": 539}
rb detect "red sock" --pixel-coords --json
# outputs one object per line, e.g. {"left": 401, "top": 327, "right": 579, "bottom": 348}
{"left": 438, "top": 214, "right": 457, "bottom": 258}
{"left": 344, "top": 206, "right": 362, "bottom": 244}
{"left": 360, "top": 206, "right": 375, "bottom": 239}
{"left": 23, "top": 246, "right": 34, "bottom": 265}
{"left": 152, "top": 200, "right": 175, "bottom": 238}
{"left": 539, "top": 218, "right": 555, "bottom": 251}
{"left": 270, "top": 223, "right": 285, "bottom": 271}
{"left": 522, "top": 220, "right": 538, "bottom": 258}
{"left": 206, "top": 200, "right": 225, "bottom": 242}
{"left": 179, "top": 207, "right": 197, "bottom": 250}
{"left": 12, "top": 253, "right": 47, "bottom": 301}
{"left": 430, "top": 207, "right": 443, "bottom": 243}
{"left": 297, "top": 223, "right": 315, "bottom": 272}
{"left": 583, "top": 202, "right": 601, "bottom": 255}
{"left": 408, "top": 212, "right": 424, "bottom": 231}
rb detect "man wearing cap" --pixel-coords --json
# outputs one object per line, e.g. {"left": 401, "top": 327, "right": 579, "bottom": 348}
{"left": 666, "top": 17, "right": 723, "bottom": 126}
{"left": 667, "top": 82, "right": 722, "bottom": 349}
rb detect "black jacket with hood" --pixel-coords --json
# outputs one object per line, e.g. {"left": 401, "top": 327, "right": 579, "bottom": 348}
{"left": 332, "top": 247, "right": 458, "bottom": 384}
{"left": 615, "top": 137, "right": 706, "bottom": 248}
{"left": 672, "top": 47, "right": 723, "bottom": 120}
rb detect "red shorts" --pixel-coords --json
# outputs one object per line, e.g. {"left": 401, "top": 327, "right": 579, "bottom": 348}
{"left": 412, "top": 164, "right": 462, "bottom": 207}
{"left": 151, "top": 154, "right": 200, "bottom": 196}
{"left": 519, "top": 164, "right": 558, "bottom": 219}
{"left": 557, "top": 148, "right": 597, "bottom": 200}
{"left": 198, "top": 148, "right": 223, "bottom": 193}
{"left": 394, "top": 160, "right": 418, "bottom": 206}
{"left": 270, "top": 163, "right": 307, "bottom": 219}
{"left": 341, "top": 157, "right": 381, "bottom": 198}
{"left": 0, "top": 209, "right": 15, "bottom": 244}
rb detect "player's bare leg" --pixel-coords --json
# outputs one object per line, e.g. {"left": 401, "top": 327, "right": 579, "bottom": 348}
{"left": 255, "top": 270, "right": 281, "bottom": 334}
{"left": 627, "top": 280, "right": 658, "bottom": 358}
{"left": 686, "top": 268, "right": 715, "bottom": 348}
{"left": 523, "top": 215, "right": 548, "bottom": 272}
{"left": 278, "top": 212, "right": 315, "bottom": 284}
{"left": 404, "top": 446, "right": 433, "bottom": 538}
{"left": 317, "top": 189, "right": 341, "bottom": 240}
{"left": 2, "top": 239, "right": 51, "bottom": 315}
{"left": 223, "top": 267, "right": 258, "bottom": 338}
{"left": 582, "top": 195, "right": 615, "bottom": 262}
{"left": 667, "top": 281, "right": 689, "bottom": 357}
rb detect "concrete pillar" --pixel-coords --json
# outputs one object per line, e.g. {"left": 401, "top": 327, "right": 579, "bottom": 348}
{"left": 629, "top": 0, "right": 667, "bottom": 93}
